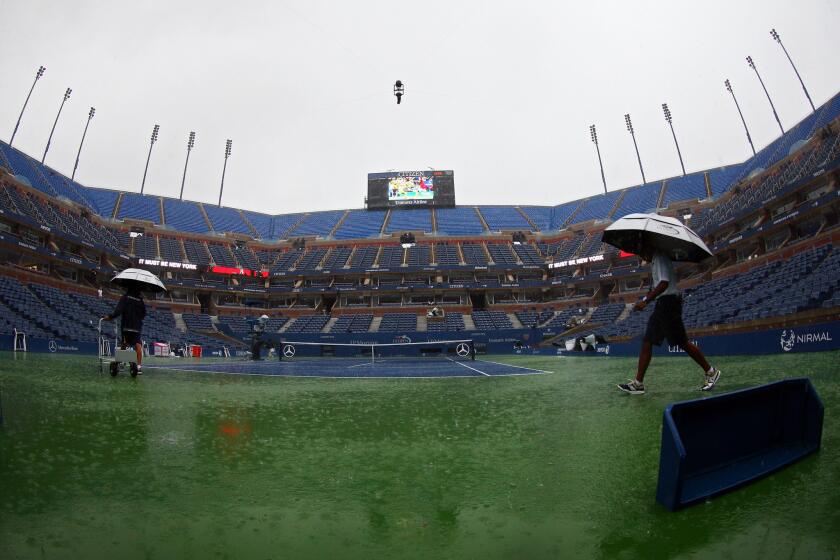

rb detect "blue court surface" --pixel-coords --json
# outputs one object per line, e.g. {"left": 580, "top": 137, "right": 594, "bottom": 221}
{"left": 143, "top": 357, "right": 549, "bottom": 378}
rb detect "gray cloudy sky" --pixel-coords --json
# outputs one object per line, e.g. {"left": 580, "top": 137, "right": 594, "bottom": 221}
{"left": 2, "top": 0, "right": 839, "bottom": 215}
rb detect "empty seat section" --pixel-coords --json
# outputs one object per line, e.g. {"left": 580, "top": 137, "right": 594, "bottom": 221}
{"left": 334, "top": 210, "right": 387, "bottom": 239}
{"left": 295, "top": 248, "right": 328, "bottom": 270}
{"left": 479, "top": 207, "right": 531, "bottom": 231}
{"left": 662, "top": 173, "right": 708, "bottom": 205}
{"left": 242, "top": 210, "right": 273, "bottom": 239}
{"left": 434, "top": 244, "right": 460, "bottom": 266}
{"left": 378, "top": 313, "right": 417, "bottom": 332}
{"left": 287, "top": 210, "right": 345, "bottom": 237}
{"left": 163, "top": 199, "right": 208, "bottom": 233}
{"left": 571, "top": 191, "right": 623, "bottom": 224}
{"left": 118, "top": 193, "right": 161, "bottom": 223}
{"left": 426, "top": 312, "right": 465, "bottom": 332}
{"left": 208, "top": 244, "right": 237, "bottom": 267}
{"left": 461, "top": 243, "right": 488, "bottom": 265}
{"left": 272, "top": 213, "right": 307, "bottom": 240}
{"left": 322, "top": 247, "right": 352, "bottom": 269}
{"left": 612, "top": 182, "right": 662, "bottom": 217}
{"left": 270, "top": 249, "right": 304, "bottom": 273}
{"left": 204, "top": 205, "right": 252, "bottom": 235}
{"left": 346, "top": 246, "right": 376, "bottom": 269}
{"left": 84, "top": 188, "right": 121, "bottom": 218}
{"left": 385, "top": 209, "right": 432, "bottom": 233}
{"left": 435, "top": 208, "right": 485, "bottom": 235}
{"left": 183, "top": 239, "right": 210, "bottom": 265}
{"left": 378, "top": 246, "right": 404, "bottom": 268}
{"left": 487, "top": 243, "right": 516, "bottom": 265}
{"left": 159, "top": 237, "right": 184, "bottom": 262}
{"left": 406, "top": 245, "right": 431, "bottom": 266}
{"left": 513, "top": 244, "right": 543, "bottom": 265}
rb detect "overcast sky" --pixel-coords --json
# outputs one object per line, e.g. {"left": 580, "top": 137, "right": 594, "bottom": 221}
{"left": 1, "top": 0, "right": 839, "bottom": 215}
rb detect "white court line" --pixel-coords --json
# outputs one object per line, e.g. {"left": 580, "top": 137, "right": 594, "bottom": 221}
{"left": 141, "top": 364, "right": 491, "bottom": 379}
{"left": 475, "top": 358, "right": 551, "bottom": 375}
{"left": 446, "top": 357, "right": 490, "bottom": 376}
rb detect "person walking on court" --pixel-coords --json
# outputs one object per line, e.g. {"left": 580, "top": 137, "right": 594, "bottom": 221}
{"left": 102, "top": 285, "right": 147, "bottom": 374}
{"left": 617, "top": 247, "right": 720, "bottom": 395}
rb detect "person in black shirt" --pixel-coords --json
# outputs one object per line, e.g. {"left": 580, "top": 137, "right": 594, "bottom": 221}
{"left": 102, "top": 287, "right": 147, "bottom": 372}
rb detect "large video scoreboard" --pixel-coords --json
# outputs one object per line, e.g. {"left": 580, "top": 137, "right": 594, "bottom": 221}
{"left": 366, "top": 170, "right": 455, "bottom": 210}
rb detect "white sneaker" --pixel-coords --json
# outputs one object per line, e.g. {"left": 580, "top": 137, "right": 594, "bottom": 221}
{"left": 700, "top": 369, "right": 720, "bottom": 391}
{"left": 618, "top": 379, "right": 645, "bottom": 394}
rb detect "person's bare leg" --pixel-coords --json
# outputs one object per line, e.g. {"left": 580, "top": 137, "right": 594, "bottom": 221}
{"left": 135, "top": 342, "right": 142, "bottom": 366}
{"left": 680, "top": 341, "right": 710, "bottom": 372}
{"left": 636, "top": 340, "right": 653, "bottom": 383}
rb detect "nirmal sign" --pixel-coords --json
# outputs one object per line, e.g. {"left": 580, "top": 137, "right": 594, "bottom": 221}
{"left": 780, "top": 329, "right": 834, "bottom": 352}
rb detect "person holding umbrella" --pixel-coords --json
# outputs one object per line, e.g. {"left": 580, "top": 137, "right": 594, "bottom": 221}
{"left": 601, "top": 214, "right": 721, "bottom": 394}
{"left": 101, "top": 268, "right": 166, "bottom": 375}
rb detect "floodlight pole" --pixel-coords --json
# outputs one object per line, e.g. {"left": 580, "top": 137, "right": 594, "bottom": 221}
{"left": 218, "top": 139, "right": 232, "bottom": 207}
{"left": 770, "top": 29, "right": 815, "bottom": 112}
{"left": 10, "top": 65, "right": 45, "bottom": 147}
{"left": 625, "top": 113, "right": 646, "bottom": 184}
{"left": 179, "top": 131, "right": 196, "bottom": 200}
{"left": 589, "top": 124, "right": 607, "bottom": 193}
{"left": 140, "top": 124, "right": 160, "bottom": 195}
{"left": 725, "top": 79, "right": 756, "bottom": 156}
{"left": 71, "top": 107, "right": 95, "bottom": 181}
{"left": 746, "top": 56, "right": 784, "bottom": 135}
{"left": 662, "top": 103, "right": 686, "bottom": 176}
{"left": 42, "top": 87, "right": 72, "bottom": 164}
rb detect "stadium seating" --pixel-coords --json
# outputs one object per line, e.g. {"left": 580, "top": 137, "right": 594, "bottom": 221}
{"left": 287, "top": 210, "right": 345, "bottom": 238}
{"left": 204, "top": 205, "right": 252, "bottom": 235}
{"left": 163, "top": 199, "right": 207, "bottom": 233}
{"left": 334, "top": 209, "right": 386, "bottom": 239}
{"left": 479, "top": 206, "right": 531, "bottom": 231}
{"left": 285, "top": 315, "right": 330, "bottom": 333}
{"left": 378, "top": 313, "right": 417, "bottom": 332}
{"left": 662, "top": 173, "right": 708, "bottom": 206}
{"left": 331, "top": 314, "right": 373, "bottom": 333}
{"left": 471, "top": 310, "right": 513, "bottom": 330}
{"left": 426, "top": 312, "right": 465, "bottom": 332}
{"left": 435, "top": 207, "right": 485, "bottom": 235}
{"left": 385, "top": 209, "right": 432, "bottom": 233}
{"left": 461, "top": 243, "right": 488, "bottom": 265}
{"left": 118, "top": 193, "right": 161, "bottom": 223}
{"left": 378, "top": 246, "right": 404, "bottom": 268}
{"left": 571, "top": 191, "right": 623, "bottom": 223}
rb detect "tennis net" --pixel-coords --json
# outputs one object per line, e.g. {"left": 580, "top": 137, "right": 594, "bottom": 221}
{"left": 276, "top": 338, "right": 476, "bottom": 363}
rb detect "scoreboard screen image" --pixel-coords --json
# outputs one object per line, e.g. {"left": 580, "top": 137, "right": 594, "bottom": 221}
{"left": 367, "top": 170, "right": 455, "bottom": 209}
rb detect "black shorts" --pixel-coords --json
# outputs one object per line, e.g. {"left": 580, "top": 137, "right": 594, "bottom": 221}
{"left": 121, "top": 330, "right": 141, "bottom": 347}
{"left": 643, "top": 295, "right": 688, "bottom": 347}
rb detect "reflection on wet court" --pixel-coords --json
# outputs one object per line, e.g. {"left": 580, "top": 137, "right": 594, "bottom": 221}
{"left": 1, "top": 351, "right": 838, "bottom": 559}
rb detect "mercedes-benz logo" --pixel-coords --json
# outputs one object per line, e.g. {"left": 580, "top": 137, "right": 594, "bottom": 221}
{"left": 282, "top": 344, "right": 296, "bottom": 358}
{"left": 48, "top": 340, "right": 58, "bottom": 352}
{"left": 456, "top": 342, "right": 471, "bottom": 357}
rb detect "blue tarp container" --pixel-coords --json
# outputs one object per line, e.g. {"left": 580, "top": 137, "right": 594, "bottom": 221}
{"left": 656, "top": 378, "right": 823, "bottom": 511}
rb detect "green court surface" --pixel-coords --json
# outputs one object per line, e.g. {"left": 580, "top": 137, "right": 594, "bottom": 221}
{"left": 1, "top": 351, "right": 838, "bottom": 559}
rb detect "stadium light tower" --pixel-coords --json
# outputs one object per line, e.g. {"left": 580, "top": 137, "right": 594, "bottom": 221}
{"left": 140, "top": 124, "right": 160, "bottom": 195}
{"left": 589, "top": 124, "right": 607, "bottom": 193}
{"left": 746, "top": 56, "right": 784, "bottom": 135}
{"left": 724, "top": 79, "right": 756, "bottom": 156}
{"left": 662, "top": 103, "right": 686, "bottom": 176}
{"left": 770, "top": 28, "right": 815, "bottom": 112}
{"left": 10, "top": 65, "right": 46, "bottom": 147}
{"left": 624, "top": 113, "right": 646, "bottom": 184}
{"left": 218, "top": 139, "right": 232, "bottom": 207}
{"left": 179, "top": 131, "right": 196, "bottom": 201}
{"left": 42, "top": 87, "right": 72, "bottom": 164}
{"left": 71, "top": 107, "right": 96, "bottom": 181}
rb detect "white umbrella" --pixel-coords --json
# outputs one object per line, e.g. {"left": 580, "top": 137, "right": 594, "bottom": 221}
{"left": 111, "top": 268, "right": 167, "bottom": 293}
{"left": 601, "top": 213, "right": 713, "bottom": 263}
